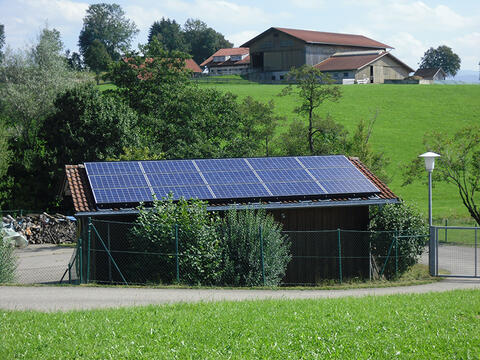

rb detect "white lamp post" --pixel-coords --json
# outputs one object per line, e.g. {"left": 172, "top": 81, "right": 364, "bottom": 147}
{"left": 419, "top": 151, "right": 441, "bottom": 276}
{"left": 419, "top": 152, "right": 441, "bottom": 226}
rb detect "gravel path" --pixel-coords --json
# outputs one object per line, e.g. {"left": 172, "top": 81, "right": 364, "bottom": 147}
{"left": 1, "top": 278, "right": 479, "bottom": 312}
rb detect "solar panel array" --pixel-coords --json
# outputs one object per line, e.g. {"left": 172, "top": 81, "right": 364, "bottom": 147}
{"left": 84, "top": 155, "right": 380, "bottom": 205}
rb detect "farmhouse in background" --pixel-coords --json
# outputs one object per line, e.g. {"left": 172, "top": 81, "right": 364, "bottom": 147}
{"left": 315, "top": 50, "right": 414, "bottom": 84}
{"left": 414, "top": 67, "right": 447, "bottom": 84}
{"left": 184, "top": 58, "right": 202, "bottom": 76}
{"left": 64, "top": 155, "right": 398, "bottom": 285}
{"left": 241, "top": 27, "right": 413, "bottom": 83}
{"left": 200, "top": 47, "right": 250, "bottom": 75}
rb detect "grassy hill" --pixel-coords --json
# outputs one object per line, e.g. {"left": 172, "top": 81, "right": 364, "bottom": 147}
{"left": 200, "top": 83, "right": 480, "bottom": 223}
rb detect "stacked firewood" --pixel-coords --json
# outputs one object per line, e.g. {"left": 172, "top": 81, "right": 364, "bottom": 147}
{"left": 2, "top": 213, "right": 77, "bottom": 244}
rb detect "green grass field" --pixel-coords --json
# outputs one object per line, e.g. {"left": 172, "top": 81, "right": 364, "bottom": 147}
{"left": 2, "top": 289, "right": 479, "bottom": 359}
{"left": 98, "top": 82, "right": 480, "bottom": 223}
{"left": 201, "top": 83, "right": 480, "bottom": 223}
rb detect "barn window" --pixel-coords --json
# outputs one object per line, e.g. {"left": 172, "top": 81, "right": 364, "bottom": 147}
{"left": 343, "top": 72, "right": 349, "bottom": 77}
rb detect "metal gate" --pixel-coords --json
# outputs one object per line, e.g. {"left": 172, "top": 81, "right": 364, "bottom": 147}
{"left": 430, "top": 226, "right": 479, "bottom": 278}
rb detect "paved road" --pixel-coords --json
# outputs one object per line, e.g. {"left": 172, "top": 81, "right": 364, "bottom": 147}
{"left": 14, "top": 245, "right": 75, "bottom": 284}
{"left": 1, "top": 278, "right": 479, "bottom": 312}
{"left": 419, "top": 244, "right": 480, "bottom": 276}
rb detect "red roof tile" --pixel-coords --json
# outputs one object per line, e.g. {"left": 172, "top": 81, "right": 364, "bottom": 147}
{"left": 185, "top": 58, "right": 202, "bottom": 73}
{"left": 200, "top": 47, "right": 249, "bottom": 67}
{"left": 65, "top": 165, "right": 96, "bottom": 213}
{"left": 242, "top": 27, "right": 391, "bottom": 49}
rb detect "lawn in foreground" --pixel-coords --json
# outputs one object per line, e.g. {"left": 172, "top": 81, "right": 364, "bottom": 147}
{"left": 2, "top": 289, "right": 479, "bottom": 359}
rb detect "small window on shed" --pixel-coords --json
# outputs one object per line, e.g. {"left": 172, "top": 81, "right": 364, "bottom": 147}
{"left": 271, "top": 75, "right": 276, "bottom": 81}
{"left": 280, "top": 75, "right": 284, "bottom": 80}
{"left": 343, "top": 72, "right": 349, "bottom": 77}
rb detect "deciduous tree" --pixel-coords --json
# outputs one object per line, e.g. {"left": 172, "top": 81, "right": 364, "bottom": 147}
{"left": 84, "top": 39, "right": 111, "bottom": 84}
{"left": 280, "top": 66, "right": 342, "bottom": 154}
{"left": 148, "top": 18, "right": 188, "bottom": 53}
{"left": 78, "top": 3, "right": 138, "bottom": 61}
{"left": 419, "top": 45, "right": 461, "bottom": 77}
{"left": 183, "top": 18, "right": 232, "bottom": 64}
{"left": 403, "top": 126, "right": 480, "bottom": 225}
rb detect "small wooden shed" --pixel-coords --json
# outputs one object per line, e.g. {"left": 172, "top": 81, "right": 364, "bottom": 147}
{"left": 64, "top": 155, "right": 398, "bottom": 284}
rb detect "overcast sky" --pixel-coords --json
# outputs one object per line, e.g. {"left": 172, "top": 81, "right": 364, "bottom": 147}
{"left": 1, "top": 0, "right": 479, "bottom": 70}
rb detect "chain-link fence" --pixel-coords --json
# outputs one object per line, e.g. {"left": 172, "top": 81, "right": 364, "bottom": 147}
{"left": 75, "top": 219, "right": 428, "bottom": 286}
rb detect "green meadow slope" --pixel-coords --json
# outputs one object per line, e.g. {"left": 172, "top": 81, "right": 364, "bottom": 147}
{"left": 201, "top": 83, "right": 480, "bottom": 222}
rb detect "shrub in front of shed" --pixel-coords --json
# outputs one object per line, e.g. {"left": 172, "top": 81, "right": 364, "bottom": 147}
{"left": 369, "top": 202, "right": 427, "bottom": 279}
{"left": 218, "top": 208, "right": 291, "bottom": 286}
{"left": 129, "top": 195, "right": 222, "bottom": 285}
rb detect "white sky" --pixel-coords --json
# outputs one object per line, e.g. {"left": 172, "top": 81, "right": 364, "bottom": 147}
{"left": 1, "top": 0, "right": 479, "bottom": 70}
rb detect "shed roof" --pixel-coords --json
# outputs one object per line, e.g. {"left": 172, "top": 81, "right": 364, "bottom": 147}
{"left": 65, "top": 157, "right": 398, "bottom": 216}
{"left": 242, "top": 27, "right": 392, "bottom": 49}
{"left": 314, "top": 51, "right": 414, "bottom": 72}
{"left": 413, "top": 67, "right": 446, "bottom": 79}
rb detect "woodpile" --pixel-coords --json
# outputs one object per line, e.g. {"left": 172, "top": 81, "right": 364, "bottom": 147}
{"left": 2, "top": 213, "right": 77, "bottom": 244}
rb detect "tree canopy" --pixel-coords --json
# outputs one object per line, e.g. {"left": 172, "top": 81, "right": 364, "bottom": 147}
{"left": 183, "top": 19, "right": 232, "bottom": 64}
{"left": 280, "top": 66, "right": 342, "bottom": 154}
{"left": 404, "top": 126, "right": 480, "bottom": 225}
{"left": 419, "top": 45, "right": 461, "bottom": 77}
{"left": 78, "top": 3, "right": 138, "bottom": 62}
{"left": 84, "top": 39, "right": 111, "bottom": 84}
{"left": 148, "top": 18, "right": 188, "bottom": 53}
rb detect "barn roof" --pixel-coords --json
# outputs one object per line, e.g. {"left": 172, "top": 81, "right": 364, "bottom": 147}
{"left": 65, "top": 156, "right": 398, "bottom": 216}
{"left": 314, "top": 51, "right": 414, "bottom": 72}
{"left": 241, "top": 27, "right": 392, "bottom": 49}
{"left": 200, "top": 47, "right": 250, "bottom": 67}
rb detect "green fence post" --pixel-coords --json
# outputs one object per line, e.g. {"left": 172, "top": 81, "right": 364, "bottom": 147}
{"left": 87, "top": 217, "right": 92, "bottom": 283}
{"left": 175, "top": 224, "right": 179, "bottom": 283}
{"left": 338, "top": 229, "right": 342, "bottom": 284}
{"left": 395, "top": 232, "right": 399, "bottom": 277}
{"left": 79, "top": 237, "right": 83, "bottom": 284}
{"left": 20, "top": 209, "right": 23, "bottom": 217}
{"left": 259, "top": 226, "right": 266, "bottom": 286}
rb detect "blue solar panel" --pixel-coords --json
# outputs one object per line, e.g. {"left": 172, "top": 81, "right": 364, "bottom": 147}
{"left": 308, "top": 167, "right": 365, "bottom": 181}
{"left": 85, "top": 155, "right": 380, "bottom": 205}
{"left": 196, "top": 158, "right": 249, "bottom": 172}
{"left": 247, "top": 157, "right": 301, "bottom": 170}
{"left": 148, "top": 172, "right": 205, "bottom": 187}
{"left": 297, "top": 155, "right": 351, "bottom": 168}
{"left": 89, "top": 174, "right": 148, "bottom": 190}
{"left": 203, "top": 171, "right": 259, "bottom": 185}
{"left": 256, "top": 169, "right": 312, "bottom": 183}
{"left": 152, "top": 186, "right": 212, "bottom": 200}
{"left": 266, "top": 182, "right": 326, "bottom": 196}
{"left": 210, "top": 184, "right": 270, "bottom": 199}
{"left": 94, "top": 188, "right": 153, "bottom": 204}
{"left": 85, "top": 162, "right": 141, "bottom": 176}
{"left": 321, "top": 180, "right": 379, "bottom": 194}
{"left": 142, "top": 160, "right": 197, "bottom": 174}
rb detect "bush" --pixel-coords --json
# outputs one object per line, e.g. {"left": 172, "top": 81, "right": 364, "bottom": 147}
{"left": 129, "top": 196, "right": 222, "bottom": 285}
{"left": 0, "top": 237, "right": 17, "bottom": 283}
{"left": 218, "top": 208, "right": 291, "bottom": 286}
{"left": 369, "top": 202, "right": 428, "bottom": 279}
